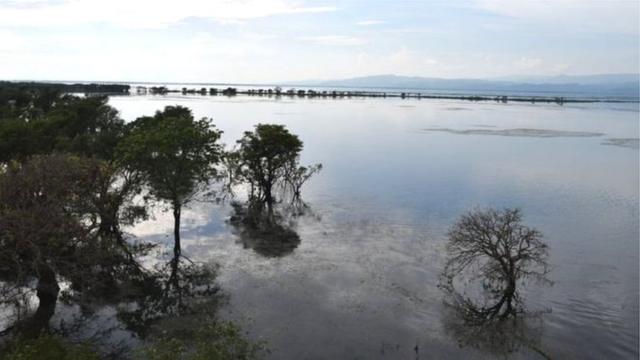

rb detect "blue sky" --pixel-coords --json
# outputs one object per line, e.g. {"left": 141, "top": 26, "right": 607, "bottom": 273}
{"left": 0, "top": 0, "right": 638, "bottom": 83}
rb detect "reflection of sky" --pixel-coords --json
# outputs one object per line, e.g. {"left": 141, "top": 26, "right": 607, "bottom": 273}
{"left": 114, "top": 96, "right": 639, "bottom": 359}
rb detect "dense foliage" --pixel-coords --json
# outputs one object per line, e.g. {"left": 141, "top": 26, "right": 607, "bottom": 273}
{"left": 0, "top": 155, "right": 148, "bottom": 337}
{"left": 236, "top": 124, "right": 303, "bottom": 215}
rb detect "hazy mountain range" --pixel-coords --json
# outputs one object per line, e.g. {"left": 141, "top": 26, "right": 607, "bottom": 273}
{"left": 287, "top": 74, "right": 639, "bottom": 98}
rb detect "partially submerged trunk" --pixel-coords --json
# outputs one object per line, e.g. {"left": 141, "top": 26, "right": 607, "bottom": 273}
{"left": 24, "top": 263, "right": 59, "bottom": 337}
{"left": 173, "top": 204, "right": 181, "bottom": 259}
{"left": 264, "top": 184, "right": 274, "bottom": 219}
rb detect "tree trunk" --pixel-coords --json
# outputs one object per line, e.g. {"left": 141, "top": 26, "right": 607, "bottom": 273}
{"left": 264, "top": 184, "right": 274, "bottom": 219}
{"left": 173, "top": 204, "right": 181, "bottom": 259}
{"left": 25, "top": 262, "right": 59, "bottom": 337}
{"left": 502, "top": 279, "right": 517, "bottom": 318}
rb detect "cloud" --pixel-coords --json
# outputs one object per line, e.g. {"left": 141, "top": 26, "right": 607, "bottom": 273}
{"left": 0, "top": 30, "right": 24, "bottom": 52}
{"left": 356, "top": 20, "right": 386, "bottom": 26}
{"left": 0, "top": 0, "right": 336, "bottom": 29}
{"left": 472, "top": 0, "right": 639, "bottom": 35}
{"left": 299, "top": 35, "right": 366, "bottom": 46}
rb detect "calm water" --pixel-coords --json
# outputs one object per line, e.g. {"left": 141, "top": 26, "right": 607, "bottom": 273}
{"left": 110, "top": 94, "right": 639, "bottom": 359}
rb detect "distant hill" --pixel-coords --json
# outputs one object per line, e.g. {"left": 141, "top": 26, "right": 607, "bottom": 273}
{"left": 287, "top": 74, "right": 639, "bottom": 98}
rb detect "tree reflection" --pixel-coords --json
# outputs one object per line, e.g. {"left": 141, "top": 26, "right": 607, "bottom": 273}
{"left": 228, "top": 202, "right": 301, "bottom": 257}
{"left": 442, "top": 308, "right": 551, "bottom": 359}
{"left": 117, "top": 255, "right": 222, "bottom": 339}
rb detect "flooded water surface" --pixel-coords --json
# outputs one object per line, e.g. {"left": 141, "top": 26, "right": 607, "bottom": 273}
{"left": 109, "top": 95, "right": 639, "bottom": 359}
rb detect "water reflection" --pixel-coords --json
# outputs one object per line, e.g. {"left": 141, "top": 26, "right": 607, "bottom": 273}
{"left": 228, "top": 202, "right": 301, "bottom": 257}
{"left": 117, "top": 255, "right": 222, "bottom": 339}
{"left": 442, "top": 307, "right": 550, "bottom": 359}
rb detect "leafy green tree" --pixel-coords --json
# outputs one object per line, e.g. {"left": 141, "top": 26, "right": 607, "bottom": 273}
{"left": 0, "top": 94, "right": 125, "bottom": 163}
{"left": 43, "top": 95, "right": 126, "bottom": 160}
{"left": 236, "top": 124, "right": 303, "bottom": 216}
{"left": 117, "top": 106, "right": 223, "bottom": 259}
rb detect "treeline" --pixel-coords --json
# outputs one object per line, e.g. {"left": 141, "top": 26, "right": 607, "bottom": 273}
{"left": 0, "top": 81, "right": 130, "bottom": 95}
{"left": 137, "top": 85, "right": 583, "bottom": 104}
{"left": 0, "top": 85, "right": 316, "bottom": 358}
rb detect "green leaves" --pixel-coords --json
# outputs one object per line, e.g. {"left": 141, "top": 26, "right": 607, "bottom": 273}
{"left": 117, "top": 106, "right": 222, "bottom": 206}
{"left": 236, "top": 124, "right": 303, "bottom": 209}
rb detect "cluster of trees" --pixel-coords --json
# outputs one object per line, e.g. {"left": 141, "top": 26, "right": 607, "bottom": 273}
{"left": 0, "top": 81, "right": 130, "bottom": 95}
{"left": 0, "top": 85, "right": 320, "bottom": 357}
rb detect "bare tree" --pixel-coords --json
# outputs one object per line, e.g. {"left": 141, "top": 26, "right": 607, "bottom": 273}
{"left": 282, "top": 163, "right": 322, "bottom": 207}
{"left": 441, "top": 208, "right": 551, "bottom": 324}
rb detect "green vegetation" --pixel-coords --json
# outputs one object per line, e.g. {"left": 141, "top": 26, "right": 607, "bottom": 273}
{"left": 236, "top": 124, "right": 303, "bottom": 216}
{"left": 0, "top": 155, "right": 149, "bottom": 337}
{"left": 138, "top": 321, "right": 267, "bottom": 360}
{"left": 3, "top": 335, "right": 100, "bottom": 360}
{"left": 117, "top": 106, "right": 223, "bottom": 259}
{"left": 224, "top": 124, "right": 321, "bottom": 258}
{"left": 233, "top": 124, "right": 321, "bottom": 216}
{"left": 0, "top": 86, "right": 279, "bottom": 358}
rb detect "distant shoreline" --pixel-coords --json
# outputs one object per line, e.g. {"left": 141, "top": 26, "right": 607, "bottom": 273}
{"left": 129, "top": 85, "right": 640, "bottom": 104}
{"left": 2, "top": 80, "right": 638, "bottom": 104}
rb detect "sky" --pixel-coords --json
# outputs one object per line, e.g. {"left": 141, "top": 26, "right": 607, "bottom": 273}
{"left": 0, "top": 0, "right": 638, "bottom": 83}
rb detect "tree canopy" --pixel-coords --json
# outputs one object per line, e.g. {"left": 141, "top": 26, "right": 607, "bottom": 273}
{"left": 235, "top": 124, "right": 303, "bottom": 215}
{"left": 0, "top": 94, "right": 125, "bottom": 163}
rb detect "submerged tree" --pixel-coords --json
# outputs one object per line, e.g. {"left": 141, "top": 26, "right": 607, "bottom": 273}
{"left": 234, "top": 124, "right": 320, "bottom": 216}
{"left": 236, "top": 124, "right": 303, "bottom": 217}
{"left": 117, "top": 106, "right": 223, "bottom": 261}
{"left": 441, "top": 208, "right": 550, "bottom": 324}
{"left": 225, "top": 124, "right": 320, "bottom": 257}
{"left": 0, "top": 155, "right": 149, "bottom": 337}
{"left": 136, "top": 320, "right": 267, "bottom": 360}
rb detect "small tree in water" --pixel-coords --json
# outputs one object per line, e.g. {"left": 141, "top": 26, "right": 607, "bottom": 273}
{"left": 227, "top": 124, "right": 320, "bottom": 257}
{"left": 236, "top": 124, "right": 310, "bottom": 217}
{"left": 442, "top": 208, "right": 550, "bottom": 324}
{"left": 117, "top": 106, "right": 222, "bottom": 261}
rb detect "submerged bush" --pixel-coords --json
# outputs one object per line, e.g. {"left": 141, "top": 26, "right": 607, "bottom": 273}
{"left": 3, "top": 335, "right": 99, "bottom": 360}
{"left": 138, "top": 321, "right": 267, "bottom": 360}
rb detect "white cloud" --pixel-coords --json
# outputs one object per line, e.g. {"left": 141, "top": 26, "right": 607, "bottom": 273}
{"left": 299, "top": 35, "right": 366, "bottom": 46}
{"left": 472, "top": 0, "right": 639, "bottom": 35}
{"left": 356, "top": 20, "right": 386, "bottom": 26}
{"left": 0, "top": 30, "right": 24, "bottom": 52}
{"left": 0, "top": 0, "right": 336, "bottom": 29}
